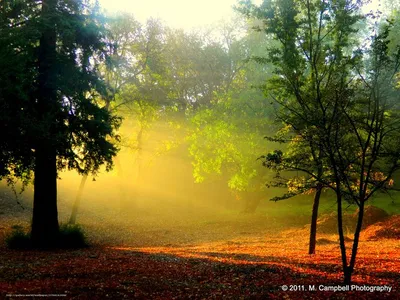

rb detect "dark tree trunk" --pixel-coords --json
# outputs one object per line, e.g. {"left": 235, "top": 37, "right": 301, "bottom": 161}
{"left": 348, "top": 200, "right": 365, "bottom": 283}
{"left": 337, "top": 190, "right": 350, "bottom": 284}
{"left": 31, "top": 147, "right": 59, "bottom": 246}
{"left": 31, "top": 0, "right": 59, "bottom": 247}
{"left": 69, "top": 175, "right": 88, "bottom": 225}
{"left": 338, "top": 195, "right": 365, "bottom": 285}
{"left": 308, "top": 183, "right": 322, "bottom": 254}
{"left": 343, "top": 266, "right": 353, "bottom": 285}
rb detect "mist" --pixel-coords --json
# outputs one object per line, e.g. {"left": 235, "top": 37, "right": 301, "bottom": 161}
{"left": 1, "top": 115, "right": 318, "bottom": 247}
{"left": 2, "top": 0, "right": 400, "bottom": 297}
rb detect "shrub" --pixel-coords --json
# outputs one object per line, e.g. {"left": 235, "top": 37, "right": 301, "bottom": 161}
{"left": 5, "top": 224, "right": 88, "bottom": 249}
{"left": 5, "top": 225, "right": 31, "bottom": 249}
{"left": 58, "top": 223, "right": 88, "bottom": 248}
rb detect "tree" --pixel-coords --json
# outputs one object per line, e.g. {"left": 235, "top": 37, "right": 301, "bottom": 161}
{"left": 237, "top": 0, "right": 362, "bottom": 253}
{"left": 242, "top": 0, "right": 400, "bottom": 284}
{"left": 0, "top": 0, "right": 40, "bottom": 186}
{"left": 325, "top": 20, "right": 400, "bottom": 284}
{"left": 260, "top": 134, "right": 327, "bottom": 254}
{"left": 0, "top": 0, "right": 120, "bottom": 247}
{"left": 240, "top": 0, "right": 400, "bottom": 283}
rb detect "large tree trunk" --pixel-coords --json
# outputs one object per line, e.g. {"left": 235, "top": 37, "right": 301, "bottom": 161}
{"left": 31, "top": 0, "right": 59, "bottom": 247}
{"left": 308, "top": 183, "right": 322, "bottom": 254}
{"left": 69, "top": 175, "right": 88, "bottom": 225}
{"left": 31, "top": 147, "right": 59, "bottom": 246}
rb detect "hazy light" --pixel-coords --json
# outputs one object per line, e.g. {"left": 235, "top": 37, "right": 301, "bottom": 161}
{"left": 99, "top": 0, "right": 241, "bottom": 29}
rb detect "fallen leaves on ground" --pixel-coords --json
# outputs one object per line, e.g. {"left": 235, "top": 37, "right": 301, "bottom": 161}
{"left": 0, "top": 230, "right": 399, "bottom": 299}
{"left": 1, "top": 192, "right": 399, "bottom": 299}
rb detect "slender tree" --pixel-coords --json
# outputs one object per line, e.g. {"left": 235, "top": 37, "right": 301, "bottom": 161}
{"left": 240, "top": 0, "right": 400, "bottom": 283}
{"left": 238, "top": 0, "right": 363, "bottom": 254}
{"left": 325, "top": 21, "right": 400, "bottom": 284}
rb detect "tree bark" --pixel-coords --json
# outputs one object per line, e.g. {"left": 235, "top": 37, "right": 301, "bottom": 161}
{"left": 69, "top": 175, "right": 88, "bottom": 225}
{"left": 31, "top": 147, "right": 59, "bottom": 246}
{"left": 31, "top": 0, "right": 59, "bottom": 247}
{"left": 348, "top": 200, "right": 365, "bottom": 283}
{"left": 343, "top": 266, "right": 353, "bottom": 285}
{"left": 337, "top": 190, "right": 350, "bottom": 284}
{"left": 308, "top": 183, "right": 322, "bottom": 254}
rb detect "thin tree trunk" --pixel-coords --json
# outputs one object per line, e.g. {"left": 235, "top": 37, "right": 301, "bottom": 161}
{"left": 115, "top": 156, "right": 129, "bottom": 210}
{"left": 337, "top": 191, "right": 350, "bottom": 284}
{"left": 347, "top": 200, "right": 365, "bottom": 284}
{"left": 243, "top": 195, "right": 262, "bottom": 214}
{"left": 31, "top": 0, "right": 59, "bottom": 247}
{"left": 69, "top": 85, "right": 117, "bottom": 221}
{"left": 308, "top": 183, "right": 322, "bottom": 254}
{"left": 69, "top": 175, "right": 88, "bottom": 225}
{"left": 125, "top": 126, "right": 143, "bottom": 209}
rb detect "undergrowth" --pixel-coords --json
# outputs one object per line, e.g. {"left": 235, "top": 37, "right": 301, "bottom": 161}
{"left": 5, "top": 223, "right": 88, "bottom": 249}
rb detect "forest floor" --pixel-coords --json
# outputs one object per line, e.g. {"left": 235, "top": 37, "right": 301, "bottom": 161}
{"left": 0, "top": 189, "right": 399, "bottom": 299}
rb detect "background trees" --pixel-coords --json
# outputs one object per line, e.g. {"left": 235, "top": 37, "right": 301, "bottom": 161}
{"left": 186, "top": 19, "right": 277, "bottom": 213}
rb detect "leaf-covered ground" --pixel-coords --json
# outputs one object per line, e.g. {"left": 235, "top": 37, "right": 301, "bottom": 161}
{"left": 1, "top": 221, "right": 399, "bottom": 299}
{"left": 1, "top": 190, "right": 399, "bottom": 299}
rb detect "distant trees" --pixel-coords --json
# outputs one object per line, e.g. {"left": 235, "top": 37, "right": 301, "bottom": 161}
{"left": 0, "top": 0, "right": 120, "bottom": 246}
{"left": 239, "top": 0, "right": 400, "bottom": 283}
{"left": 90, "top": 14, "right": 277, "bottom": 213}
{"left": 187, "top": 19, "right": 276, "bottom": 212}
{"left": 69, "top": 14, "right": 166, "bottom": 222}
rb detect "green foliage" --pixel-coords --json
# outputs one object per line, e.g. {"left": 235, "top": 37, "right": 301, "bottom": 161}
{"left": 102, "top": 14, "right": 185, "bottom": 178}
{"left": 189, "top": 92, "right": 272, "bottom": 192}
{"left": 0, "top": 0, "right": 121, "bottom": 183}
{"left": 185, "top": 18, "right": 277, "bottom": 197}
{"left": 248, "top": 1, "right": 400, "bottom": 203}
{"left": 240, "top": 0, "right": 400, "bottom": 283}
{"left": 238, "top": 0, "right": 367, "bottom": 201}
